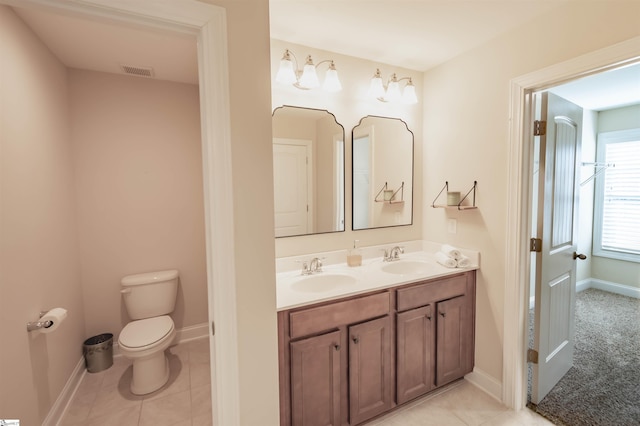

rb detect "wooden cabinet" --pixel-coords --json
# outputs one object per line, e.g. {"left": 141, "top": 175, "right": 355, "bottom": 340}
{"left": 396, "top": 273, "right": 475, "bottom": 403}
{"left": 279, "top": 271, "right": 476, "bottom": 426}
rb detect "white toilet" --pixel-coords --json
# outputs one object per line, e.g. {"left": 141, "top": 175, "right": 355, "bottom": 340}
{"left": 118, "top": 269, "right": 179, "bottom": 395}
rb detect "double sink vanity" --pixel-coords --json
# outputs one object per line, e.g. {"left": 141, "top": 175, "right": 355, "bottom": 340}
{"left": 272, "top": 104, "right": 478, "bottom": 424}
{"left": 276, "top": 241, "right": 479, "bottom": 426}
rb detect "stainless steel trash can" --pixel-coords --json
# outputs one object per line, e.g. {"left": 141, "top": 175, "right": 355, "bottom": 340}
{"left": 83, "top": 333, "right": 113, "bottom": 373}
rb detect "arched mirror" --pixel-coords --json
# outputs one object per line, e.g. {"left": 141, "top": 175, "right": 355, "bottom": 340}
{"left": 272, "top": 106, "right": 345, "bottom": 237}
{"left": 352, "top": 116, "right": 414, "bottom": 230}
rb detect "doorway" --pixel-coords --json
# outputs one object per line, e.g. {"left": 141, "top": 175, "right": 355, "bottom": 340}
{"left": 526, "top": 68, "right": 640, "bottom": 421}
{"left": 5, "top": 1, "right": 238, "bottom": 424}
{"left": 503, "top": 35, "right": 640, "bottom": 411}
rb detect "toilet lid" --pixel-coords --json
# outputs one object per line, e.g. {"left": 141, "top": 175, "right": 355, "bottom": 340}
{"left": 119, "top": 315, "right": 174, "bottom": 349}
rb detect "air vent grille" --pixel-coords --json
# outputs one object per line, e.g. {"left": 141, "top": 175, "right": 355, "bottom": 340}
{"left": 120, "top": 64, "right": 155, "bottom": 78}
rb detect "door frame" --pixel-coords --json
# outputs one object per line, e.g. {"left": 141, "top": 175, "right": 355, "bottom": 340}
{"left": 5, "top": 0, "right": 239, "bottom": 424}
{"left": 504, "top": 35, "right": 640, "bottom": 410}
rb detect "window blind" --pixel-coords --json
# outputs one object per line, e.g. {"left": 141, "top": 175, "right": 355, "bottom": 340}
{"left": 596, "top": 137, "right": 640, "bottom": 259}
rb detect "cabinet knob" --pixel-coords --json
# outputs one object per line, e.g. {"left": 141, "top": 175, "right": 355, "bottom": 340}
{"left": 334, "top": 344, "right": 340, "bottom": 351}
{"left": 426, "top": 315, "right": 432, "bottom": 321}
{"left": 352, "top": 336, "right": 359, "bottom": 344}
{"left": 440, "top": 312, "right": 446, "bottom": 317}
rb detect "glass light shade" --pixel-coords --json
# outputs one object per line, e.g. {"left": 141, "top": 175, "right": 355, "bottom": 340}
{"left": 369, "top": 76, "right": 385, "bottom": 99}
{"left": 385, "top": 80, "right": 401, "bottom": 102}
{"left": 323, "top": 67, "right": 342, "bottom": 92}
{"left": 276, "top": 58, "right": 296, "bottom": 85}
{"left": 402, "top": 82, "right": 418, "bottom": 104}
{"left": 299, "top": 63, "right": 320, "bottom": 89}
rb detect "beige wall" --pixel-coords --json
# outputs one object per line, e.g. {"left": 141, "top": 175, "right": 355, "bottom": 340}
{"left": 271, "top": 39, "right": 424, "bottom": 257}
{"left": 69, "top": 69, "right": 207, "bottom": 338}
{"left": 422, "top": 1, "right": 640, "bottom": 383}
{"left": 577, "top": 109, "right": 598, "bottom": 283}
{"left": 0, "top": 6, "right": 86, "bottom": 425}
{"left": 591, "top": 104, "right": 640, "bottom": 288}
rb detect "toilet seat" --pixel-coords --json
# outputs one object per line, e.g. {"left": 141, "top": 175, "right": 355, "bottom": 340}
{"left": 119, "top": 315, "right": 174, "bottom": 350}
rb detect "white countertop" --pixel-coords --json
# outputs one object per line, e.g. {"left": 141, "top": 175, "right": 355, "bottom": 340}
{"left": 276, "top": 241, "right": 479, "bottom": 311}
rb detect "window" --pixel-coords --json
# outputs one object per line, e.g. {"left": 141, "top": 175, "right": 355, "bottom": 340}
{"left": 593, "top": 129, "right": 640, "bottom": 262}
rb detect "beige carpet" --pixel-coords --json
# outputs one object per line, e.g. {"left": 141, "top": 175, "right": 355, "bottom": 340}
{"left": 529, "top": 289, "right": 640, "bottom": 426}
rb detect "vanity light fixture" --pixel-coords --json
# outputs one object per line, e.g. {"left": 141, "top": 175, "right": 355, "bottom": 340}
{"left": 370, "top": 69, "right": 418, "bottom": 104}
{"left": 276, "top": 49, "right": 342, "bottom": 92}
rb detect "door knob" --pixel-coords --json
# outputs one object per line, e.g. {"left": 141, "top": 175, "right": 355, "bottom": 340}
{"left": 573, "top": 252, "right": 587, "bottom": 260}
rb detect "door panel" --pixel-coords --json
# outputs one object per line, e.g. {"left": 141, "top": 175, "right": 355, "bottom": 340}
{"left": 531, "top": 92, "right": 582, "bottom": 404}
{"left": 396, "top": 305, "right": 434, "bottom": 404}
{"left": 349, "top": 316, "right": 392, "bottom": 425}
{"left": 436, "top": 296, "right": 471, "bottom": 386}
{"left": 290, "top": 330, "right": 342, "bottom": 426}
{"left": 273, "top": 139, "right": 311, "bottom": 237}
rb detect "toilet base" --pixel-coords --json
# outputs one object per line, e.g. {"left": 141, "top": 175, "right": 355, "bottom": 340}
{"left": 130, "top": 350, "right": 170, "bottom": 395}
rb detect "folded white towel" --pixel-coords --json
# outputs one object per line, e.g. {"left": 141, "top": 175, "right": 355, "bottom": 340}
{"left": 441, "top": 244, "right": 461, "bottom": 260}
{"left": 456, "top": 254, "right": 471, "bottom": 268}
{"left": 436, "top": 251, "right": 457, "bottom": 268}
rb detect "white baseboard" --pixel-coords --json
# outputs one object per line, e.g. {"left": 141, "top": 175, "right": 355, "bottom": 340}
{"left": 43, "top": 356, "right": 85, "bottom": 426}
{"left": 465, "top": 368, "right": 502, "bottom": 403}
{"left": 531, "top": 278, "right": 638, "bottom": 310}
{"left": 175, "top": 322, "right": 210, "bottom": 343}
{"left": 53, "top": 322, "right": 209, "bottom": 424}
{"left": 577, "top": 278, "right": 640, "bottom": 299}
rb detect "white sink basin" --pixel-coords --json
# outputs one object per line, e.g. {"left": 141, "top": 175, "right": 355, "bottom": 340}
{"left": 290, "top": 274, "right": 357, "bottom": 293}
{"left": 380, "top": 260, "right": 434, "bottom": 275}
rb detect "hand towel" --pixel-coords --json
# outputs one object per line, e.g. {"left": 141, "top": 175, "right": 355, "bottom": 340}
{"left": 436, "top": 251, "right": 457, "bottom": 268}
{"left": 441, "top": 244, "right": 461, "bottom": 260}
{"left": 456, "top": 254, "right": 471, "bottom": 268}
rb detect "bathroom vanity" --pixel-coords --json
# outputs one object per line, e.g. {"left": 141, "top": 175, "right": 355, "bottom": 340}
{"left": 276, "top": 248, "right": 477, "bottom": 426}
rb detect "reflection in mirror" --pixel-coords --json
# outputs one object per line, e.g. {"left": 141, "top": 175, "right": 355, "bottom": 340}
{"left": 352, "top": 116, "right": 413, "bottom": 230}
{"left": 272, "top": 106, "right": 345, "bottom": 237}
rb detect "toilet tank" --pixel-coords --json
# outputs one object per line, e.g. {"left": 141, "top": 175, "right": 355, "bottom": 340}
{"left": 121, "top": 270, "right": 179, "bottom": 320}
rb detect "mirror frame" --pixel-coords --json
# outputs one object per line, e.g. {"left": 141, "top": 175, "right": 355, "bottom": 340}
{"left": 272, "top": 105, "right": 346, "bottom": 238}
{"left": 351, "top": 115, "right": 414, "bottom": 230}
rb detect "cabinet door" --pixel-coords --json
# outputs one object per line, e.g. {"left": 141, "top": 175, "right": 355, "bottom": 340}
{"left": 396, "top": 305, "right": 435, "bottom": 404}
{"left": 349, "top": 316, "right": 392, "bottom": 425}
{"left": 290, "top": 330, "right": 342, "bottom": 426}
{"left": 436, "top": 295, "right": 473, "bottom": 386}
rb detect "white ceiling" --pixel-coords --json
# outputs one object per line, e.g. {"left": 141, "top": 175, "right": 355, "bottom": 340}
{"left": 269, "top": 0, "right": 571, "bottom": 72}
{"left": 11, "top": 1, "right": 640, "bottom": 111}
{"left": 13, "top": 6, "right": 199, "bottom": 84}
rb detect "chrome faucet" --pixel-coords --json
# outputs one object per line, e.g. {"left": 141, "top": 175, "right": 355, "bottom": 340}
{"left": 383, "top": 246, "right": 404, "bottom": 262}
{"left": 301, "top": 257, "right": 324, "bottom": 275}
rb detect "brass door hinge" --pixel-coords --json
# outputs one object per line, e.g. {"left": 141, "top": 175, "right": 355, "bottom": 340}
{"left": 527, "top": 349, "right": 539, "bottom": 364}
{"left": 530, "top": 238, "right": 542, "bottom": 252}
{"left": 534, "top": 120, "right": 546, "bottom": 136}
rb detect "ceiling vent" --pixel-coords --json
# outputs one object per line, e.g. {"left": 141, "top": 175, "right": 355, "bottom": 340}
{"left": 120, "top": 64, "right": 155, "bottom": 78}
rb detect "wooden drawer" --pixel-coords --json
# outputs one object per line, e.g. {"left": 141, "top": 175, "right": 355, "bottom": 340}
{"left": 396, "top": 274, "right": 467, "bottom": 312}
{"left": 289, "top": 292, "right": 390, "bottom": 339}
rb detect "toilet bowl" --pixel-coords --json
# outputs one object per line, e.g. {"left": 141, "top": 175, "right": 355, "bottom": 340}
{"left": 118, "top": 316, "right": 176, "bottom": 395}
{"left": 118, "top": 270, "right": 179, "bottom": 395}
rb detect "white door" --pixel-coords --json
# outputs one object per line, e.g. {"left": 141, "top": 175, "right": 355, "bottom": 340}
{"left": 273, "top": 139, "right": 311, "bottom": 237}
{"left": 531, "top": 92, "right": 584, "bottom": 404}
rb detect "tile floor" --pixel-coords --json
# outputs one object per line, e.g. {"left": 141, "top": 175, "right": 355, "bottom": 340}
{"left": 61, "top": 337, "right": 552, "bottom": 426}
{"left": 370, "top": 380, "right": 554, "bottom": 426}
{"left": 60, "top": 338, "right": 211, "bottom": 426}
